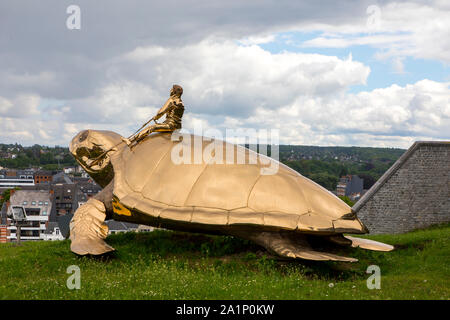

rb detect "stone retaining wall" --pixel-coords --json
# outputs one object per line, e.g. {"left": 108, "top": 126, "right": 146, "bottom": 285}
{"left": 355, "top": 142, "right": 450, "bottom": 234}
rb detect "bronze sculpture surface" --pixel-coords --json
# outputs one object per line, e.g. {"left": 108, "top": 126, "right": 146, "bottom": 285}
{"left": 69, "top": 86, "right": 393, "bottom": 262}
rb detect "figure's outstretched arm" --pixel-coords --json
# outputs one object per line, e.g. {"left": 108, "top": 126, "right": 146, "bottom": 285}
{"left": 154, "top": 97, "right": 176, "bottom": 121}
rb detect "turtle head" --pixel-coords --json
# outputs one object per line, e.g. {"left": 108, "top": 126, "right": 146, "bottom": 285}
{"left": 69, "top": 130, "right": 122, "bottom": 187}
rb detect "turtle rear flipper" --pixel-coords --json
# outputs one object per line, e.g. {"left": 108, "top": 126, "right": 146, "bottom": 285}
{"left": 232, "top": 231, "right": 358, "bottom": 262}
{"left": 70, "top": 198, "right": 115, "bottom": 256}
{"left": 344, "top": 235, "right": 394, "bottom": 252}
{"left": 328, "top": 234, "right": 393, "bottom": 252}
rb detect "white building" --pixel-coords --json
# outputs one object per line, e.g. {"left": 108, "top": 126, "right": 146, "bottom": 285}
{"left": 0, "top": 169, "right": 35, "bottom": 190}
{"left": 63, "top": 167, "right": 75, "bottom": 174}
{"left": 6, "top": 190, "right": 52, "bottom": 241}
{"left": 41, "top": 222, "right": 65, "bottom": 241}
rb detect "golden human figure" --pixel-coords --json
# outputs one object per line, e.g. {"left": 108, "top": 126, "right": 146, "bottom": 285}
{"left": 122, "top": 84, "right": 184, "bottom": 148}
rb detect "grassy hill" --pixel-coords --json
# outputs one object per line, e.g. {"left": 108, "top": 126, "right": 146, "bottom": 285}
{"left": 0, "top": 224, "right": 448, "bottom": 300}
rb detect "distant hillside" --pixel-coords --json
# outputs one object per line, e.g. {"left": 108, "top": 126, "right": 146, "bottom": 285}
{"left": 279, "top": 145, "right": 405, "bottom": 163}
{"left": 278, "top": 145, "right": 405, "bottom": 191}
{"left": 0, "top": 143, "right": 77, "bottom": 170}
{"left": 0, "top": 142, "right": 405, "bottom": 191}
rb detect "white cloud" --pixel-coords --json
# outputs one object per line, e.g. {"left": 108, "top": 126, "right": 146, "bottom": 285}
{"left": 391, "top": 57, "right": 405, "bottom": 74}
{"left": 27, "top": 40, "right": 368, "bottom": 143}
{"left": 298, "top": 2, "right": 450, "bottom": 64}
{"left": 230, "top": 79, "right": 450, "bottom": 148}
{"left": 117, "top": 41, "right": 370, "bottom": 117}
{"left": 55, "top": 42, "right": 446, "bottom": 149}
{"left": 0, "top": 97, "right": 13, "bottom": 114}
{"left": 238, "top": 34, "right": 276, "bottom": 46}
{"left": 0, "top": 94, "right": 40, "bottom": 118}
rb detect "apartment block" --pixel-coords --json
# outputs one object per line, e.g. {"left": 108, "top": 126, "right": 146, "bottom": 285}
{"left": 6, "top": 190, "right": 53, "bottom": 241}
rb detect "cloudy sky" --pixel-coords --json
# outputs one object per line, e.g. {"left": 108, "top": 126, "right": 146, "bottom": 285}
{"left": 0, "top": 0, "right": 449, "bottom": 148}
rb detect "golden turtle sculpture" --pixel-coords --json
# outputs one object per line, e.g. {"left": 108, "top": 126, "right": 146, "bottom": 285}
{"left": 69, "top": 130, "right": 393, "bottom": 261}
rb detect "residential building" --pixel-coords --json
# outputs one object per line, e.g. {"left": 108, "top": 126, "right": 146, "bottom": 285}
{"left": 0, "top": 202, "right": 7, "bottom": 224}
{"left": 6, "top": 189, "right": 53, "bottom": 241}
{"left": 336, "top": 175, "right": 364, "bottom": 197}
{"left": 104, "top": 220, "right": 155, "bottom": 235}
{"left": 0, "top": 203, "right": 9, "bottom": 242}
{"left": 51, "top": 183, "right": 78, "bottom": 217}
{"left": 0, "top": 169, "right": 35, "bottom": 191}
{"left": 74, "top": 177, "right": 102, "bottom": 198}
{"left": 34, "top": 170, "right": 53, "bottom": 184}
{"left": 347, "top": 189, "right": 368, "bottom": 203}
{"left": 105, "top": 220, "right": 139, "bottom": 234}
{"left": 0, "top": 225, "right": 7, "bottom": 243}
{"left": 63, "top": 167, "right": 75, "bottom": 174}
{"left": 52, "top": 172, "right": 73, "bottom": 184}
{"left": 48, "top": 172, "right": 78, "bottom": 217}
{"left": 137, "top": 225, "right": 155, "bottom": 233}
{"left": 41, "top": 222, "right": 65, "bottom": 241}
{"left": 72, "top": 177, "right": 102, "bottom": 209}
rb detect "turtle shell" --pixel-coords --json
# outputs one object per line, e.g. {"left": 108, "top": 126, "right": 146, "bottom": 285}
{"left": 109, "top": 133, "right": 365, "bottom": 234}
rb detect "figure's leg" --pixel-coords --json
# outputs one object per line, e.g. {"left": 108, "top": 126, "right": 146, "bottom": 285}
{"left": 122, "top": 124, "right": 154, "bottom": 147}
{"left": 122, "top": 123, "right": 159, "bottom": 147}
{"left": 140, "top": 123, "right": 172, "bottom": 137}
{"left": 129, "top": 123, "right": 172, "bottom": 149}
{"left": 70, "top": 182, "right": 115, "bottom": 255}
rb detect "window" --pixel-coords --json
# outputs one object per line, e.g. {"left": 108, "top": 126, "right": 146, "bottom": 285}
{"left": 42, "top": 211, "right": 47, "bottom": 216}
{"left": 25, "top": 208, "right": 40, "bottom": 216}
{"left": 38, "top": 201, "right": 43, "bottom": 205}
{"left": 44, "top": 201, "right": 48, "bottom": 205}
{"left": 11, "top": 207, "right": 26, "bottom": 220}
{"left": 31, "top": 201, "right": 36, "bottom": 205}
{"left": 23, "top": 201, "right": 27, "bottom": 205}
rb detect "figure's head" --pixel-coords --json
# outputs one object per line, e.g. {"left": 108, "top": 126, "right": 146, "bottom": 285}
{"left": 69, "top": 130, "right": 122, "bottom": 187}
{"left": 170, "top": 84, "right": 183, "bottom": 97}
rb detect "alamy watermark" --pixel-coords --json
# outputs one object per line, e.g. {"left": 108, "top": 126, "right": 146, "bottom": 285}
{"left": 170, "top": 126, "right": 279, "bottom": 175}
{"left": 366, "top": 265, "right": 381, "bottom": 289}
{"left": 66, "top": 265, "right": 81, "bottom": 290}
{"left": 66, "top": 5, "right": 81, "bottom": 30}
{"left": 366, "top": 5, "right": 382, "bottom": 31}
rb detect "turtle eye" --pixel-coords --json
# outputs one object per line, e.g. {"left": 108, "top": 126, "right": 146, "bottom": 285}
{"left": 79, "top": 130, "right": 89, "bottom": 142}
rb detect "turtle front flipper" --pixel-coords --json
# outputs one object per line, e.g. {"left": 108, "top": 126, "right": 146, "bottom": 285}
{"left": 69, "top": 198, "right": 115, "bottom": 255}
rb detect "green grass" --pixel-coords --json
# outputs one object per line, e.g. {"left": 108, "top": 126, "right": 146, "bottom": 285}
{"left": 0, "top": 224, "right": 449, "bottom": 300}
